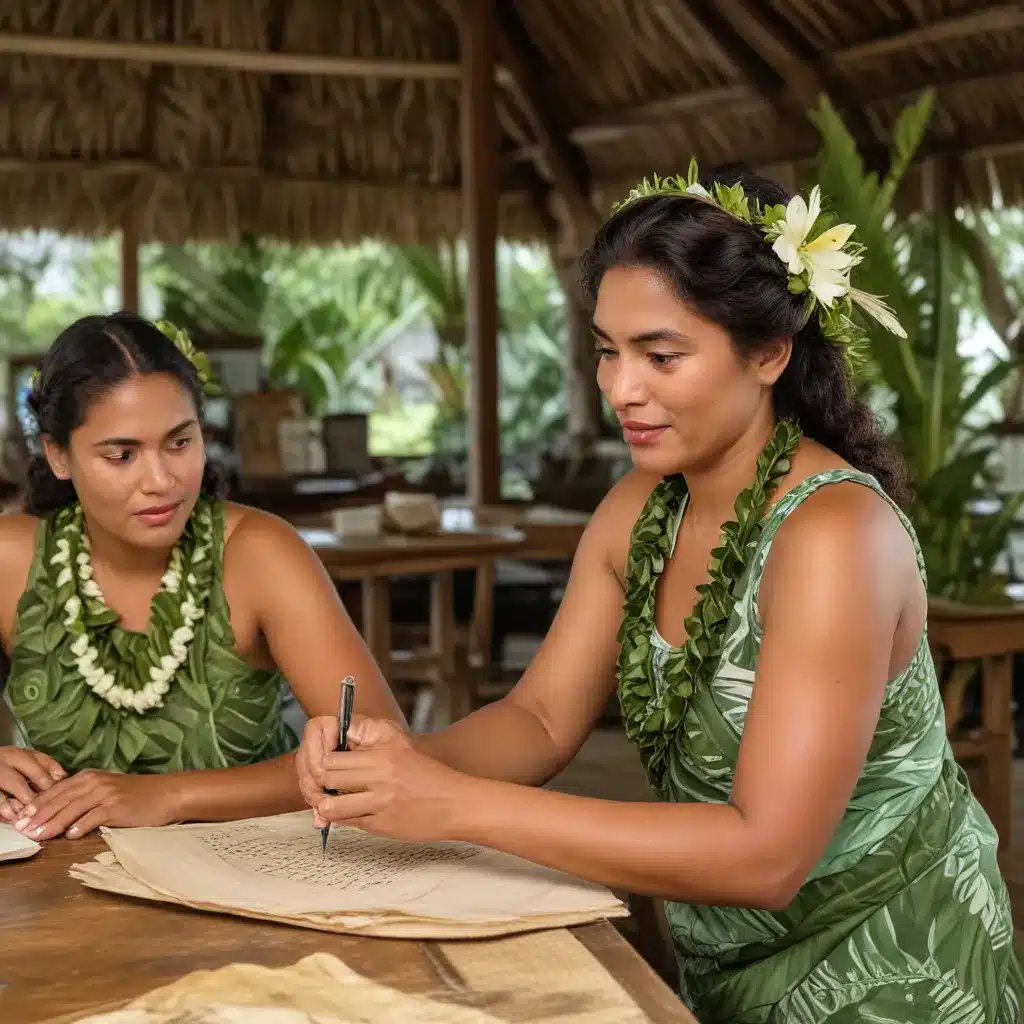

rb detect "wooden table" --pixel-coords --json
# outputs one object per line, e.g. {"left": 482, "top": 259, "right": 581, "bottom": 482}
{"left": 300, "top": 525, "right": 525, "bottom": 728}
{"left": 928, "top": 598, "right": 1024, "bottom": 850}
{"left": 443, "top": 502, "right": 589, "bottom": 563}
{"left": 0, "top": 837, "right": 695, "bottom": 1024}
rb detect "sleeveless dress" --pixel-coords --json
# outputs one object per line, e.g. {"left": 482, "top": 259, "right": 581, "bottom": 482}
{"left": 632, "top": 468, "right": 1023, "bottom": 1023}
{"left": 2, "top": 501, "right": 297, "bottom": 774}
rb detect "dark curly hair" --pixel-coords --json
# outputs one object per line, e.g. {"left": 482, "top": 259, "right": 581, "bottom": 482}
{"left": 21, "top": 311, "right": 228, "bottom": 516}
{"left": 579, "top": 168, "right": 910, "bottom": 504}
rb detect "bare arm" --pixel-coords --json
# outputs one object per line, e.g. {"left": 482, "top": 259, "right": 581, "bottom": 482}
{"left": 167, "top": 508, "right": 405, "bottom": 822}
{"left": 435, "top": 486, "right": 915, "bottom": 907}
{"left": 413, "top": 473, "right": 654, "bottom": 785}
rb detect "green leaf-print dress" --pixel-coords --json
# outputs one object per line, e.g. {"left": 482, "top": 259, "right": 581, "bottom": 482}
{"left": 3, "top": 500, "right": 297, "bottom": 774}
{"left": 627, "top": 469, "right": 1023, "bottom": 1023}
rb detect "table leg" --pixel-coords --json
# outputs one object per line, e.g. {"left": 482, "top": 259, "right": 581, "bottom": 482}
{"left": 429, "top": 571, "right": 458, "bottom": 728}
{"left": 982, "top": 653, "right": 1013, "bottom": 850}
{"left": 360, "top": 575, "right": 392, "bottom": 682}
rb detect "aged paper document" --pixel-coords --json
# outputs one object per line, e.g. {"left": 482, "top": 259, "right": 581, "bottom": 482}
{"left": 69, "top": 810, "right": 627, "bottom": 939}
{"left": 50, "top": 938, "right": 651, "bottom": 1024}
{"left": 0, "top": 821, "right": 40, "bottom": 862}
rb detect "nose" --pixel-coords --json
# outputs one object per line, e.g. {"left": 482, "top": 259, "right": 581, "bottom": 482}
{"left": 599, "top": 354, "right": 649, "bottom": 411}
{"left": 138, "top": 450, "right": 174, "bottom": 494}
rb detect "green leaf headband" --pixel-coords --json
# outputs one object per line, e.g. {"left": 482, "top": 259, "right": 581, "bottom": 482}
{"left": 612, "top": 158, "right": 907, "bottom": 376}
{"left": 155, "top": 319, "right": 222, "bottom": 397}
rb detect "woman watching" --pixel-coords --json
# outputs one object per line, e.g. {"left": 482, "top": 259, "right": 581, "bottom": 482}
{"left": 0, "top": 312, "right": 402, "bottom": 841}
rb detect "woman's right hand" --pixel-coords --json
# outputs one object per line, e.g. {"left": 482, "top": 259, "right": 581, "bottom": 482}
{"left": 0, "top": 746, "right": 66, "bottom": 822}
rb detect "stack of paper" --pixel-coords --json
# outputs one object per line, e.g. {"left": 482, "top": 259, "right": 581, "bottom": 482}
{"left": 0, "top": 822, "right": 40, "bottom": 863}
{"left": 70, "top": 810, "right": 628, "bottom": 939}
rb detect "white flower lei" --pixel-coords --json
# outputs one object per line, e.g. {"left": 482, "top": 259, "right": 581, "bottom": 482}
{"left": 49, "top": 500, "right": 215, "bottom": 714}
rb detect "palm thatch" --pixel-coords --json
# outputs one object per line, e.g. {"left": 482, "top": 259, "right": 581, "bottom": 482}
{"left": 0, "top": 1, "right": 1020, "bottom": 245}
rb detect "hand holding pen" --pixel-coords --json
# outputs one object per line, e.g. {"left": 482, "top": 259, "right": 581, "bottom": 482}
{"left": 319, "top": 674, "right": 355, "bottom": 858}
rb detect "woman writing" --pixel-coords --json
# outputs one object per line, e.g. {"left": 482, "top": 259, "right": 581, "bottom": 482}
{"left": 0, "top": 312, "right": 402, "bottom": 841}
{"left": 297, "top": 168, "right": 1022, "bottom": 1021}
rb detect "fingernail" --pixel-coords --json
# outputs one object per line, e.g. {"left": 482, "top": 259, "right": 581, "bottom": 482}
{"left": 51, "top": 769, "right": 65, "bottom": 780}
{"left": 14, "top": 818, "right": 29, "bottom": 831}
{"left": 31, "top": 826, "right": 43, "bottom": 837}
{"left": 66, "top": 825, "right": 79, "bottom": 837}
{"left": 23, "top": 805, "right": 36, "bottom": 817}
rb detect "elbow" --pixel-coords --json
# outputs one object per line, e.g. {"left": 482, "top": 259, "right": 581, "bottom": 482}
{"left": 750, "top": 878, "right": 801, "bottom": 912}
{"left": 745, "top": 861, "right": 807, "bottom": 911}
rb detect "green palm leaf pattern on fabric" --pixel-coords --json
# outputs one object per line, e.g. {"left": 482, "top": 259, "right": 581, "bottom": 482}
{"left": 621, "top": 467, "right": 1023, "bottom": 1022}
{"left": 4, "top": 500, "right": 296, "bottom": 774}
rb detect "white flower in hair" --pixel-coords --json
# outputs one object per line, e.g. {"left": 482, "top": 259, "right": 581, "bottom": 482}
{"left": 771, "top": 186, "right": 860, "bottom": 308}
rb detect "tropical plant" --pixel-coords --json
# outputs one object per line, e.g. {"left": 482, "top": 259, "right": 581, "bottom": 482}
{"left": 810, "top": 91, "right": 1022, "bottom": 604}
{"left": 265, "top": 249, "right": 424, "bottom": 415}
{"left": 395, "top": 241, "right": 568, "bottom": 455}
{"left": 152, "top": 239, "right": 423, "bottom": 414}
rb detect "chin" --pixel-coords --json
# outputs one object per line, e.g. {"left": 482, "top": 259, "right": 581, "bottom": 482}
{"left": 628, "top": 443, "right": 688, "bottom": 477}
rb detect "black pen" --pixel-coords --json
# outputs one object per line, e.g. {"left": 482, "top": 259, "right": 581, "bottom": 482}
{"left": 320, "top": 675, "right": 355, "bottom": 858}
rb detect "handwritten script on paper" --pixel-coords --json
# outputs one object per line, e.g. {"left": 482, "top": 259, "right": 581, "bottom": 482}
{"left": 88, "top": 811, "right": 628, "bottom": 928}
{"left": 198, "top": 821, "right": 480, "bottom": 889}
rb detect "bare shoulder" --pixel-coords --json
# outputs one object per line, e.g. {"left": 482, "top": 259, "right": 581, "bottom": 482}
{"left": 763, "top": 477, "right": 919, "bottom": 616}
{"left": 773, "top": 477, "right": 909, "bottom": 552}
{"left": 0, "top": 512, "right": 43, "bottom": 578}
{"left": 0, "top": 512, "right": 44, "bottom": 640}
{"left": 582, "top": 467, "right": 667, "bottom": 585}
{"left": 221, "top": 501, "right": 312, "bottom": 562}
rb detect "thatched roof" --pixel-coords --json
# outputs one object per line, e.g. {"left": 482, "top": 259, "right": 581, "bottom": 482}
{"left": 0, "top": 1, "right": 1020, "bottom": 246}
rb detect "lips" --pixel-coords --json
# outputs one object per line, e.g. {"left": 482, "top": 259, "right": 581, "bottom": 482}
{"left": 137, "top": 503, "right": 179, "bottom": 517}
{"left": 620, "top": 420, "right": 668, "bottom": 446}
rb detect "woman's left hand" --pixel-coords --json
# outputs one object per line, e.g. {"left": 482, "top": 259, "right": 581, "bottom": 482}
{"left": 11, "top": 770, "right": 181, "bottom": 841}
{"left": 314, "top": 717, "right": 471, "bottom": 843}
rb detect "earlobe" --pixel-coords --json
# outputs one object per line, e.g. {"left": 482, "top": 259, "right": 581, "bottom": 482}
{"left": 758, "top": 336, "right": 793, "bottom": 385}
{"left": 40, "top": 438, "right": 70, "bottom": 480}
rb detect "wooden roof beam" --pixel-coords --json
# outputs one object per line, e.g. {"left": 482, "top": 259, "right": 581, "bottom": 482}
{"left": 682, "top": 0, "right": 884, "bottom": 162}
{"left": 836, "top": 5, "right": 1024, "bottom": 64}
{"left": 542, "top": 64, "right": 1024, "bottom": 153}
{"left": 0, "top": 31, "right": 515, "bottom": 84}
{"left": 441, "top": 0, "right": 600, "bottom": 237}
{"left": 490, "top": 5, "right": 601, "bottom": 234}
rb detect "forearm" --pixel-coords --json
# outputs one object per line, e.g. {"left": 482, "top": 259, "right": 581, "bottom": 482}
{"left": 414, "top": 697, "right": 568, "bottom": 786}
{"left": 452, "top": 777, "right": 796, "bottom": 908}
{"left": 167, "top": 753, "right": 305, "bottom": 823}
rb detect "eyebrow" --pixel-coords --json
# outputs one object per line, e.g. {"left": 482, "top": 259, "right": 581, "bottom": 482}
{"left": 590, "top": 321, "right": 693, "bottom": 346}
{"left": 93, "top": 417, "right": 198, "bottom": 448}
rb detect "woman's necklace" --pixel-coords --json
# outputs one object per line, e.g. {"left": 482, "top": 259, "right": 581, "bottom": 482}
{"left": 616, "top": 419, "right": 802, "bottom": 797}
{"left": 48, "top": 498, "right": 216, "bottom": 714}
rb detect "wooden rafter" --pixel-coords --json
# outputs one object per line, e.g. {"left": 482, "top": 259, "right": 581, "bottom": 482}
{"left": 532, "top": 7, "right": 1024, "bottom": 152}
{"left": 0, "top": 31, "right": 514, "bottom": 84}
{"left": 0, "top": 156, "right": 541, "bottom": 195}
{"left": 836, "top": 5, "right": 1024, "bottom": 64}
{"left": 439, "top": 0, "right": 600, "bottom": 236}
{"left": 681, "top": 0, "right": 879, "bottom": 153}
{"left": 491, "top": 5, "right": 601, "bottom": 233}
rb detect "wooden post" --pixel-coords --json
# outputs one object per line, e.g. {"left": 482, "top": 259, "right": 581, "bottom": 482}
{"left": 461, "top": 0, "right": 501, "bottom": 505}
{"left": 120, "top": 216, "right": 139, "bottom": 313}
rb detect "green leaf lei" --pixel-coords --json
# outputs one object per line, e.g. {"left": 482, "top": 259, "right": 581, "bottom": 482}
{"left": 616, "top": 419, "right": 802, "bottom": 797}
{"left": 46, "top": 497, "right": 217, "bottom": 714}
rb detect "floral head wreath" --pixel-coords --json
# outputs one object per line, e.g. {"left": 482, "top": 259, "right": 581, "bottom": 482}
{"left": 612, "top": 158, "right": 907, "bottom": 375}
{"left": 29, "top": 319, "right": 221, "bottom": 397}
